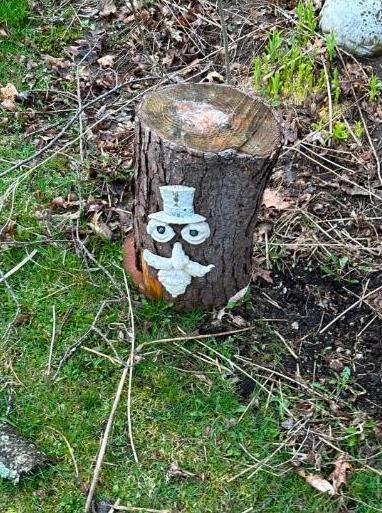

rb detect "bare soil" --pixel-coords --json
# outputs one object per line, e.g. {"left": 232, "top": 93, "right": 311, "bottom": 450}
{"left": 235, "top": 266, "right": 382, "bottom": 418}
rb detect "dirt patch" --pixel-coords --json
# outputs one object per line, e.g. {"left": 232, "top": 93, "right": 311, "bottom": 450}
{"left": 235, "top": 265, "right": 382, "bottom": 418}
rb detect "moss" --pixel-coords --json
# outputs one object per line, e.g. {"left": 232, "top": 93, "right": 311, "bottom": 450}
{"left": 34, "top": 24, "right": 83, "bottom": 57}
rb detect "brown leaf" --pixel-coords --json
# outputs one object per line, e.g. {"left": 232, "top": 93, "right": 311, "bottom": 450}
{"left": 167, "top": 462, "right": 196, "bottom": 480}
{"left": 51, "top": 197, "right": 68, "bottom": 209}
{"left": 253, "top": 267, "right": 273, "bottom": 284}
{"left": 99, "top": 0, "right": 117, "bottom": 17}
{"left": 1, "top": 99, "right": 17, "bottom": 111}
{"left": 97, "top": 55, "right": 115, "bottom": 68}
{"left": 298, "top": 469, "right": 335, "bottom": 496}
{"left": 204, "top": 71, "right": 224, "bottom": 83}
{"left": 89, "top": 216, "right": 113, "bottom": 240}
{"left": 330, "top": 453, "right": 352, "bottom": 494}
{"left": 262, "top": 188, "right": 293, "bottom": 210}
{"left": 0, "top": 25, "right": 9, "bottom": 38}
{"left": 43, "top": 55, "right": 71, "bottom": 69}
{"left": 0, "top": 83, "right": 18, "bottom": 101}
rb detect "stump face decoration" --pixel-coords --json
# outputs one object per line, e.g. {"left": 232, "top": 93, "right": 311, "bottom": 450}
{"left": 124, "top": 83, "right": 281, "bottom": 310}
{"left": 143, "top": 185, "right": 215, "bottom": 298}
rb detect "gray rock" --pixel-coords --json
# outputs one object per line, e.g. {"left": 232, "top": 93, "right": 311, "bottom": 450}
{"left": 320, "top": 0, "right": 382, "bottom": 57}
{"left": 0, "top": 423, "right": 48, "bottom": 483}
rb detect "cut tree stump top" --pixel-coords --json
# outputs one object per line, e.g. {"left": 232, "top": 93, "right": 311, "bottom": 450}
{"left": 138, "top": 83, "right": 280, "bottom": 156}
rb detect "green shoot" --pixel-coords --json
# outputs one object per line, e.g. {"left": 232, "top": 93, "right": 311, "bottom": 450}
{"left": 369, "top": 73, "right": 382, "bottom": 102}
{"left": 325, "top": 32, "right": 336, "bottom": 62}
{"left": 353, "top": 120, "right": 365, "bottom": 140}
{"left": 331, "top": 68, "right": 341, "bottom": 103}
{"left": 332, "top": 121, "right": 348, "bottom": 142}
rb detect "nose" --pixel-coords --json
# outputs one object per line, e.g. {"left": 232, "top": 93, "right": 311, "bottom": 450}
{"left": 171, "top": 242, "right": 189, "bottom": 270}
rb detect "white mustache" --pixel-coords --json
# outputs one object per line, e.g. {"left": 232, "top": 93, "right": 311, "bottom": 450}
{"left": 143, "top": 242, "right": 214, "bottom": 297}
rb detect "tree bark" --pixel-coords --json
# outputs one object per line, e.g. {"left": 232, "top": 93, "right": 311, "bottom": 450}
{"left": 124, "top": 84, "right": 281, "bottom": 310}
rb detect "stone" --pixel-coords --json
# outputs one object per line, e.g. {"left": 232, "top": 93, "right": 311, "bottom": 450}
{"left": 320, "top": 0, "right": 382, "bottom": 57}
{"left": 0, "top": 423, "right": 48, "bottom": 483}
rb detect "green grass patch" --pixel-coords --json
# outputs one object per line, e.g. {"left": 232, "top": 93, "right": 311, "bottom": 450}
{"left": 0, "top": 0, "right": 29, "bottom": 29}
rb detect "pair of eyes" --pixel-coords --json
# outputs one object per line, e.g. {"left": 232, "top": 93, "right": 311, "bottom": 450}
{"left": 147, "top": 220, "right": 211, "bottom": 245}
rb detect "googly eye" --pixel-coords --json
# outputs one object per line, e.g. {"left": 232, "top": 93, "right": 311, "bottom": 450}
{"left": 147, "top": 219, "right": 175, "bottom": 243}
{"left": 181, "top": 222, "right": 210, "bottom": 245}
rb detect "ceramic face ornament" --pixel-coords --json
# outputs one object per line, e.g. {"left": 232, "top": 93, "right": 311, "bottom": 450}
{"left": 143, "top": 185, "right": 214, "bottom": 298}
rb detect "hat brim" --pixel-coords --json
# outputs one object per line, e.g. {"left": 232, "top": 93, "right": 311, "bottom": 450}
{"left": 149, "top": 211, "right": 206, "bottom": 225}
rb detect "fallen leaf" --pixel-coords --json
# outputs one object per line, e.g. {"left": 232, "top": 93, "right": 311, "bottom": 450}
{"left": 124, "top": 0, "right": 142, "bottom": 13}
{"left": 88, "top": 212, "right": 113, "bottom": 240}
{"left": 204, "top": 71, "right": 224, "bottom": 83}
{"left": 99, "top": 0, "right": 117, "bottom": 17}
{"left": 43, "top": 55, "right": 71, "bottom": 69}
{"left": 252, "top": 263, "right": 273, "bottom": 284}
{"left": 0, "top": 25, "right": 9, "bottom": 38}
{"left": 262, "top": 188, "right": 293, "bottom": 210}
{"left": 298, "top": 469, "right": 335, "bottom": 496}
{"left": 229, "top": 314, "right": 249, "bottom": 328}
{"left": 51, "top": 197, "right": 68, "bottom": 209}
{"left": 0, "top": 83, "right": 18, "bottom": 101}
{"left": 166, "top": 462, "right": 196, "bottom": 480}
{"left": 1, "top": 99, "right": 17, "bottom": 111}
{"left": 330, "top": 453, "right": 352, "bottom": 494}
{"left": 97, "top": 55, "right": 115, "bottom": 67}
{"left": 341, "top": 184, "right": 369, "bottom": 197}
{"left": 227, "top": 286, "right": 249, "bottom": 307}
{"left": 328, "top": 358, "right": 344, "bottom": 372}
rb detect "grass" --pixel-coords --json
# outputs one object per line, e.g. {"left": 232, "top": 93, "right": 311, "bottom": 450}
{"left": 1, "top": 1, "right": 382, "bottom": 512}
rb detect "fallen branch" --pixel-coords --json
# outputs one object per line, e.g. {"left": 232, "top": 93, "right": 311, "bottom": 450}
{"left": 85, "top": 276, "right": 137, "bottom": 511}
{"left": 52, "top": 299, "right": 120, "bottom": 380}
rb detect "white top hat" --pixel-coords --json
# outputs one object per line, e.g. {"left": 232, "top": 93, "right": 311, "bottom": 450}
{"left": 148, "top": 185, "right": 206, "bottom": 225}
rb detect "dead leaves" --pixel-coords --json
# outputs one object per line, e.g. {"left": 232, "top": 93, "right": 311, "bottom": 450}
{"left": 99, "top": 0, "right": 117, "bottom": 18}
{"left": 88, "top": 211, "right": 114, "bottom": 240}
{"left": 97, "top": 55, "right": 115, "bottom": 68}
{"left": 330, "top": 453, "right": 352, "bottom": 494}
{"left": 298, "top": 453, "right": 352, "bottom": 496}
{"left": 298, "top": 469, "right": 335, "bottom": 495}
{"left": 0, "top": 24, "right": 9, "bottom": 38}
{"left": 166, "top": 462, "right": 198, "bottom": 481}
{"left": 43, "top": 55, "right": 72, "bottom": 70}
{"left": 0, "top": 83, "right": 18, "bottom": 111}
{"left": 262, "top": 188, "right": 293, "bottom": 210}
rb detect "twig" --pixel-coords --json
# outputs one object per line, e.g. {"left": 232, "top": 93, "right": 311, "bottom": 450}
{"left": 84, "top": 276, "right": 137, "bottom": 511}
{"left": 48, "top": 427, "right": 81, "bottom": 486}
{"left": 0, "top": 267, "right": 21, "bottom": 343}
{"left": 274, "top": 329, "right": 298, "bottom": 360}
{"left": 228, "top": 420, "right": 307, "bottom": 482}
{"left": 76, "top": 68, "right": 84, "bottom": 162}
{"left": 337, "top": 49, "right": 382, "bottom": 186}
{"left": 0, "top": 249, "right": 38, "bottom": 284}
{"left": 319, "top": 284, "right": 382, "bottom": 334}
{"left": 84, "top": 365, "right": 130, "bottom": 512}
{"left": 82, "top": 346, "right": 121, "bottom": 366}
{"left": 47, "top": 305, "right": 56, "bottom": 376}
{"left": 0, "top": 76, "right": 156, "bottom": 178}
{"left": 108, "top": 498, "right": 122, "bottom": 513}
{"left": 217, "top": 0, "right": 231, "bottom": 84}
{"left": 321, "top": 56, "right": 333, "bottom": 143}
{"left": 52, "top": 299, "right": 120, "bottom": 380}
{"left": 137, "top": 323, "right": 283, "bottom": 352}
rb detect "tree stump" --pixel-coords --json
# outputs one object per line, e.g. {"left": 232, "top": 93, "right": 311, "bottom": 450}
{"left": 124, "top": 83, "right": 281, "bottom": 310}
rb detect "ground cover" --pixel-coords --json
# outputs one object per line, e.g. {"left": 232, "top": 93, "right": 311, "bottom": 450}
{"left": 1, "top": 1, "right": 382, "bottom": 512}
